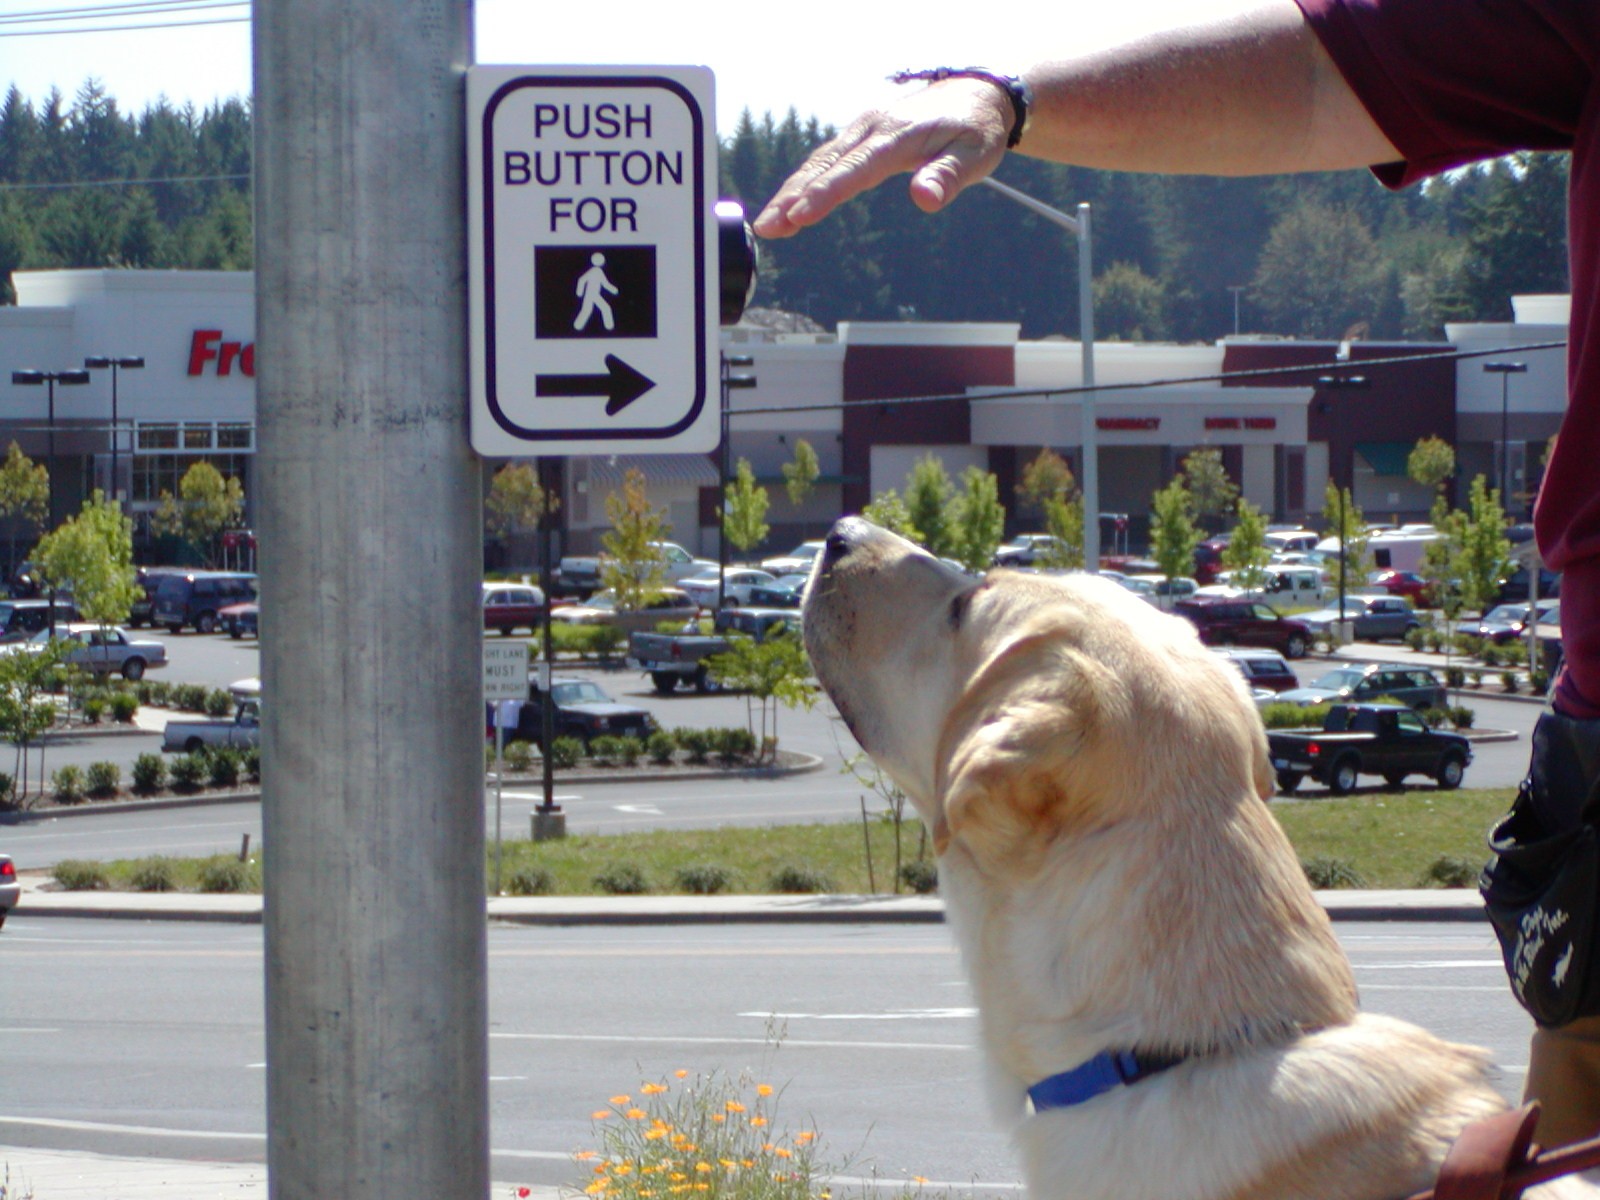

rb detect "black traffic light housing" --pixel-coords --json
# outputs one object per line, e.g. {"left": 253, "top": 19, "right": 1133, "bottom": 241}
{"left": 716, "top": 200, "right": 758, "bottom": 326}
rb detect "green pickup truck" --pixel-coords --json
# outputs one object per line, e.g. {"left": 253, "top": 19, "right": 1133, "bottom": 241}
{"left": 1266, "top": 703, "right": 1472, "bottom": 795}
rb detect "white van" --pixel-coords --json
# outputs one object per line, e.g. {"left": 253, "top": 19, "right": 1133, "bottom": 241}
{"left": 1200, "top": 566, "right": 1325, "bottom": 609}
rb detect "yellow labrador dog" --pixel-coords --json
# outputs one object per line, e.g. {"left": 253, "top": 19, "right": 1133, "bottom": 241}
{"left": 803, "top": 517, "right": 1593, "bottom": 1200}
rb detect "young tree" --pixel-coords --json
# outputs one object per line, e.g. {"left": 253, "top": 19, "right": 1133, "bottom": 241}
{"left": 1456, "top": 474, "right": 1513, "bottom": 616}
{"left": 705, "top": 629, "right": 815, "bottom": 761}
{"left": 1180, "top": 447, "right": 1240, "bottom": 530}
{"left": 150, "top": 460, "right": 244, "bottom": 566}
{"left": 1149, "top": 478, "right": 1201, "bottom": 583}
{"left": 31, "top": 490, "right": 139, "bottom": 627}
{"left": 1407, "top": 435, "right": 1457, "bottom": 496}
{"left": 903, "top": 454, "right": 956, "bottom": 558}
{"left": 1039, "top": 494, "right": 1085, "bottom": 570}
{"left": 861, "top": 489, "right": 922, "bottom": 543}
{"left": 780, "top": 438, "right": 820, "bottom": 508}
{"left": 1015, "top": 448, "right": 1076, "bottom": 519}
{"left": 722, "top": 458, "right": 771, "bottom": 558}
{"left": 948, "top": 466, "right": 1006, "bottom": 572}
{"left": 485, "top": 463, "right": 555, "bottom": 560}
{"left": 1321, "top": 481, "right": 1371, "bottom": 598}
{"left": 0, "top": 441, "right": 48, "bottom": 578}
{"left": 1221, "top": 498, "right": 1272, "bottom": 593}
{"left": 598, "top": 467, "right": 669, "bottom": 610}
{"left": 0, "top": 637, "right": 66, "bottom": 800}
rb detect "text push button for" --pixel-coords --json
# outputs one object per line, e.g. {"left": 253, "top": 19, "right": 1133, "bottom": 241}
{"left": 468, "top": 65, "right": 719, "bottom": 455}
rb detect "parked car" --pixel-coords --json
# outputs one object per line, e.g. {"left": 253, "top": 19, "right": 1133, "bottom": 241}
{"left": 677, "top": 568, "right": 778, "bottom": 610}
{"left": 1213, "top": 648, "right": 1301, "bottom": 694}
{"left": 129, "top": 566, "right": 190, "bottom": 627}
{"left": 149, "top": 570, "right": 257, "bottom": 633}
{"left": 1262, "top": 529, "right": 1321, "bottom": 555}
{"left": 994, "top": 534, "right": 1071, "bottom": 568}
{"left": 1199, "top": 566, "right": 1325, "bottom": 609}
{"left": 6, "top": 623, "right": 168, "bottom": 680}
{"left": 221, "top": 600, "right": 259, "bottom": 639}
{"left": 555, "top": 541, "right": 715, "bottom": 598}
{"left": 1276, "top": 663, "right": 1447, "bottom": 712}
{"left": 1457, "top": 601, "right": 1559, "bottom": 645}
{"left": 760, "top": 540, "right": 827, "bottom": 576}
{"left": 1192, "top": 535, "right": 1230, "bottom": 584}
{"left": 482, "top": 582, "right": 546, "bottom": 636}
{"left": 163, "top": 698, "right": 262, "bottom": 753}
{"left": 1295, "top": 594, "right": 1421, "bottom": 643}
{"left": 1172, "top": 597, "right": 1313, "bottom": 658}
{"left": 550, "top": 587, "right": 700, "bottom": 634}
{"left": 1495, "top": 566, "right": 1562, "bottom": 605}
{"left": 1126, "top": 574, "right": 1200, "bottom": 610}
{"left": 502, "top": 676, "right": 658, "bottom": 748}
{"left": 1367, "top": 569, "right": 1437, "bottom": 607}
{"left": 0, "top": 851, "right": 17, "bottom": 928}
{"left": 1268, "top": 702, "right": 1471, "bottom": 794}
{"left": 0, "top": 597, "right": 79, "bottom": 642}
{"left": 745, "top": 573, "right": 807, "bottom": 608}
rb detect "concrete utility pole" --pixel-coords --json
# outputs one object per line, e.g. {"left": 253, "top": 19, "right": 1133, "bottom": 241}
{"left": 254, "top": 2, "right": 488, "bottom": 1197}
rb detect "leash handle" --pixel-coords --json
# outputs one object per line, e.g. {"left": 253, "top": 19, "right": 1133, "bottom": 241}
{"left": 1404, "top": 1105, "right": 1600, "bottom": 1200}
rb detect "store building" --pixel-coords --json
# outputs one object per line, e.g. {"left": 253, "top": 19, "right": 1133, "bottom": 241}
{"left": 0, "top": 268, "right": 1571, "bottom": 564}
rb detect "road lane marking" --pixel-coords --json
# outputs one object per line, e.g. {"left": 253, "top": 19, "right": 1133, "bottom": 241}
{"left": 741, "top": 1008, "right": 974, "bottom": 1021}
{"left": 1352, "top": 960, "right": 1504, "bottom": 970}
{"left": 0, "top": 1116, "right": 264, "bottom": 1141}
{"left": 614, "top": 804, "right": 664, "bottom": 814}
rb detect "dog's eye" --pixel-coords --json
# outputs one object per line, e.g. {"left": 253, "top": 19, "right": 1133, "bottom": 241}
{"left": 948, "top": 594, "right": 966, "bottom": 632}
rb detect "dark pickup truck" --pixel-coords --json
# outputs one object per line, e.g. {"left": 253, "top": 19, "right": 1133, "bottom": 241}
{"left": 1267, "top": 703, "right": 1472, "bottom": 795}
{"left": 628, "top": 608, "right": 801, "bottom": 694}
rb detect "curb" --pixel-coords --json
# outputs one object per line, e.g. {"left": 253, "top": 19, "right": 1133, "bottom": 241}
{"left": 0, "top": 753, "right": 826, "bottom": 825}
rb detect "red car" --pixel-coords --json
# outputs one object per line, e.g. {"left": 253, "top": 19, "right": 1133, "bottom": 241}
{"left": 1173, "top": 597, "right": 1314, "bottom": 659}
{"left": 1368, "top": 570, "right": 1436, "bottom": 607}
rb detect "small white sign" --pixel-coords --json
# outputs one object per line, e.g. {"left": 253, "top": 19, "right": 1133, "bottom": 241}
{"left": 483, "top": 641, "right": 531, "bottom": 703}
{"left": 467, "top": 64, "right": 718, "bottom": 455}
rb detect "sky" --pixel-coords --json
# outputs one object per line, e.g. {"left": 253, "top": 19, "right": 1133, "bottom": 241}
{"left": 0, "top": 0, "right": 1211, "bottom": 140}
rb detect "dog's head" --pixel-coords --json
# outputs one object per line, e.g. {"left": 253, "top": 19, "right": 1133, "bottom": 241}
{"left": 804, "top": 518, "right": 1276, "bottom": 865}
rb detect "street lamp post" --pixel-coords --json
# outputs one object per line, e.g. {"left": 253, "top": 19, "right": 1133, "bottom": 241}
{"left": 83, "top": 355, "right": 145, "bottom": 505}
{"left": 977, "top": 177, "right": 1099, "bottom": 569}
{"left": 11, "top": 367, "right": 91, "bottom": 525}
{"left": 718, "top": 354, "right": 756, "bottom": 610}
{"left": 1317, "top": 374, "right": 1371, "bottom": 644}
{"left": 1484, "top": 361, "right": 1528, "bottom": 515}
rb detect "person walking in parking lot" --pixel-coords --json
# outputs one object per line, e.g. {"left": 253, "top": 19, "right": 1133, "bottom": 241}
{"left": 755, "top": 0, "right": 1600, "bottom": 1148}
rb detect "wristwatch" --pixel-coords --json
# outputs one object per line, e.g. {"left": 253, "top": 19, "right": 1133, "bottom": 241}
{"left": 889, "top": 67, "right": 1034, "bottom": 149}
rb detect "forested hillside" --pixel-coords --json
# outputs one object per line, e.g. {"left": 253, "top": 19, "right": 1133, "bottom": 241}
{"left": 0, "top": 82, "right": 1571, "bottom": 343}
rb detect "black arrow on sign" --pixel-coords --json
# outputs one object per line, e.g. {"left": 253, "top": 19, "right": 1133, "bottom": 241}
{"left": 535, "top": 355, "right": 656, "bottom": 415}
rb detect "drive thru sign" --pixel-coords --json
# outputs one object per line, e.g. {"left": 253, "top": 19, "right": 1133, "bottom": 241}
{"left": 467, "top": 65, "right": 719, "bottom": 455}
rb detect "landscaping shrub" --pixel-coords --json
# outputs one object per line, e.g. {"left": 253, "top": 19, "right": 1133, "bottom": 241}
{"left": 1419, "top": 706, "right": 1449, "bottom": 729}
{"left": 1501, "top": 669, "right": 1520, "bottom": 694}
{"left": 1444, "top": 666, "right": 1466, "bottom": 689}
{"left": 502, "top": 740, "right": 535, "bottom": 772}
{"left": 205, "top": 688, "right": 234, "bottom": 717}
{"left": 0, "top": 773, "right": 14, "bottom": 807}
{"left": 170, "top": 752, "right": 209, "bottom": 790}
{"left": 53, "top": 859, "right": 108, "bottom": 890}
{"left": 1421, "top": 855, "right": 1480, "bottom": 888}
{"left": 1259, "top": 702, "right": 1328, "bottom": 730}
{"left": 110, "top": 691, "right": 139, "bottom": 723}
{"left": 132, "top": 751, "right": 168, "bottom": 792}
{"left": 714, "top": 726, "right": 757, "bottom": 763}
{"left": 1301, "top": 856, "right": 1367, "bottom": 889}
{"left": 506, "top": 866, "right": 554, "bottom": 896}
{"left": 85, "top": 761, "right": 120, "bottom": 797}
{"left": 646, "top": 729, "right": 677, "bottom": 764}
{"left": 549, "top": 736, "right": 583, "bottom": 769}
{"left": 588, "top": 734, "right": 625, "bottom": 765}
{"left": 146, "top": 679, "right": 172, "bottom": 706}
{"left": 199, "top": 858, "right": 256, "bottom": 893}
{"left": 768, "top": 863, "right": 835, "bottom": 894}
{"left": 208, "top": 748, "right": 242, "bottom": 789}
{"left": 175, "top": 683, "right": 209, "bottom": 712}
{"left": 899, "top": 859, "right": 939, "bottom": 894}
{"left": 616, "top": 734, "right": 644, "bottom": 766}
{"left": 676, "top": 727, "right": 714, "bottom": 764}
{"left": 1468, "top": 669, "right": 1485, "bottom": 688}
{"left": 593, "top": 861, "right": 650, "bottom": 894}
{"left": 82, "top": 693, "right": 107, "bottom": 724}
{"left": 135, "top": 680, "right": 157, "bottom": 705}
{"left": 1403, "top": 627, "right": 1426, "bottom": 652}
{"left": 1532, "top": 667, "right": 1552, "bottom": 695}
{"left": 242, "top": 747, "right": 262, "bottom": 782}
{"left": 1449, "top": 706, "right": 1476, "bottom": 730}
{"left": 51, "top": 764, "right": 85, "bottom": 804}
{"left": 674, "top": 863, "right": 735, "bottom": 894}
{"left": 129, "top": 857, "right": 178, "bottom": 892}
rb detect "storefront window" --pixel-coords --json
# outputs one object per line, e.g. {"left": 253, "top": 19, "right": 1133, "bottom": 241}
{"left": 184, "top": 426, "right": 213, "bottom": 450}
{"left": 218, "top": 423, "right": 253, "bottom": 449}
{"left": 137, "top": 424, "right": 178, "bottom": 450}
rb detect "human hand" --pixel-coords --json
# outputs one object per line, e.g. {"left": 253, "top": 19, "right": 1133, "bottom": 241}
{"left": 752, "top": 77, "right": 1014, "bottom": 239}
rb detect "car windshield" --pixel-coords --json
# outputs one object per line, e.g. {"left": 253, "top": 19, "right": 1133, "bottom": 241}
{"left": 583, "top": 592, "right": 617, "bottom": 611}
{"left": 1484, "top": 605, "right": 1529, "bottom": 622}
{"left": 1310, "top": 669, "right": 1366, "bottom": 691}
{"left": 550, "top": 681, "right": 610, "bottom": 705}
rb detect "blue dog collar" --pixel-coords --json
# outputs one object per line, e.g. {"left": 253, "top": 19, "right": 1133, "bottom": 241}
{"left": 1027, "top": 1048, "right": 1185, "bottom": 1112}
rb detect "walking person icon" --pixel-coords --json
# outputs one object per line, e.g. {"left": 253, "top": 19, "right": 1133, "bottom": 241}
{"left": 572, "top": 252, "right": 618, "bottom": 332}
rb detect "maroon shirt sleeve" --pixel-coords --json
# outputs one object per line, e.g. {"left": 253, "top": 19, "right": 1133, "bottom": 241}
{"left": 1294, "top": 0, "right": 1593, "bottom": 185}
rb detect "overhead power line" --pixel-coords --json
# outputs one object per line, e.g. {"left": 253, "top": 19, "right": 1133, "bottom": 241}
{"left": 0, "top": 0, "right": 245, "bottom": 25}
{"left": 0, "top": 0, "right": 248, "bottom": 36}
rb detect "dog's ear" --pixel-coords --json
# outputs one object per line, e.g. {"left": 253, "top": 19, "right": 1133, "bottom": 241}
{"left": 932, "top": 629, "right": 1124, "bottom": 861}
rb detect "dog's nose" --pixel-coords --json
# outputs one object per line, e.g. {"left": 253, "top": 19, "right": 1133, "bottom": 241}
{"left": 820, "top": 517, "right": 869, "bottom": 571}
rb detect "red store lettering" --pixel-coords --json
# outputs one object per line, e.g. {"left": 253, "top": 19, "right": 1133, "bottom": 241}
{"left": 187, "top": 329, "right": 256, "bottom": 377}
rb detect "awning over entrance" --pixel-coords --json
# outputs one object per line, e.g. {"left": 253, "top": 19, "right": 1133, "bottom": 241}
{"left": 1355, "top": 441, "right": 1412, "bottom": 476}
{"left": 582, "top": 453, "right": 719, "bottom": 492}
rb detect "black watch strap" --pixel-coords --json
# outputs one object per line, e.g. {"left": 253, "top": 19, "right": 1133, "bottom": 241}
{"left": 889, "top": 67, "right": 1033, "bottom": 149}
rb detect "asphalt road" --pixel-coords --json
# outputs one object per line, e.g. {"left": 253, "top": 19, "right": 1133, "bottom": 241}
{"left": 0, "top": 918, "right": 1542, "bottom": 1191}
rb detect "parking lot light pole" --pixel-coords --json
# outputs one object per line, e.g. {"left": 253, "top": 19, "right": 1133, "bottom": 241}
{"left": 1484, "top": 361, "right": 1528, "bottom": 516}
{"left": 83, "top": 355, "right": 144, "bottom": 505}
{"left": 976, "top": 177, "right": 1098, "bottom": 568}
{"left": 718, "top": 354, "right": 756, "bottom": 610}
{"left": 1316, "top": 374, "right": 1370, "bottom": 644}
{"left": 11, "top": 368, "right": 91, "bottom": 526}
